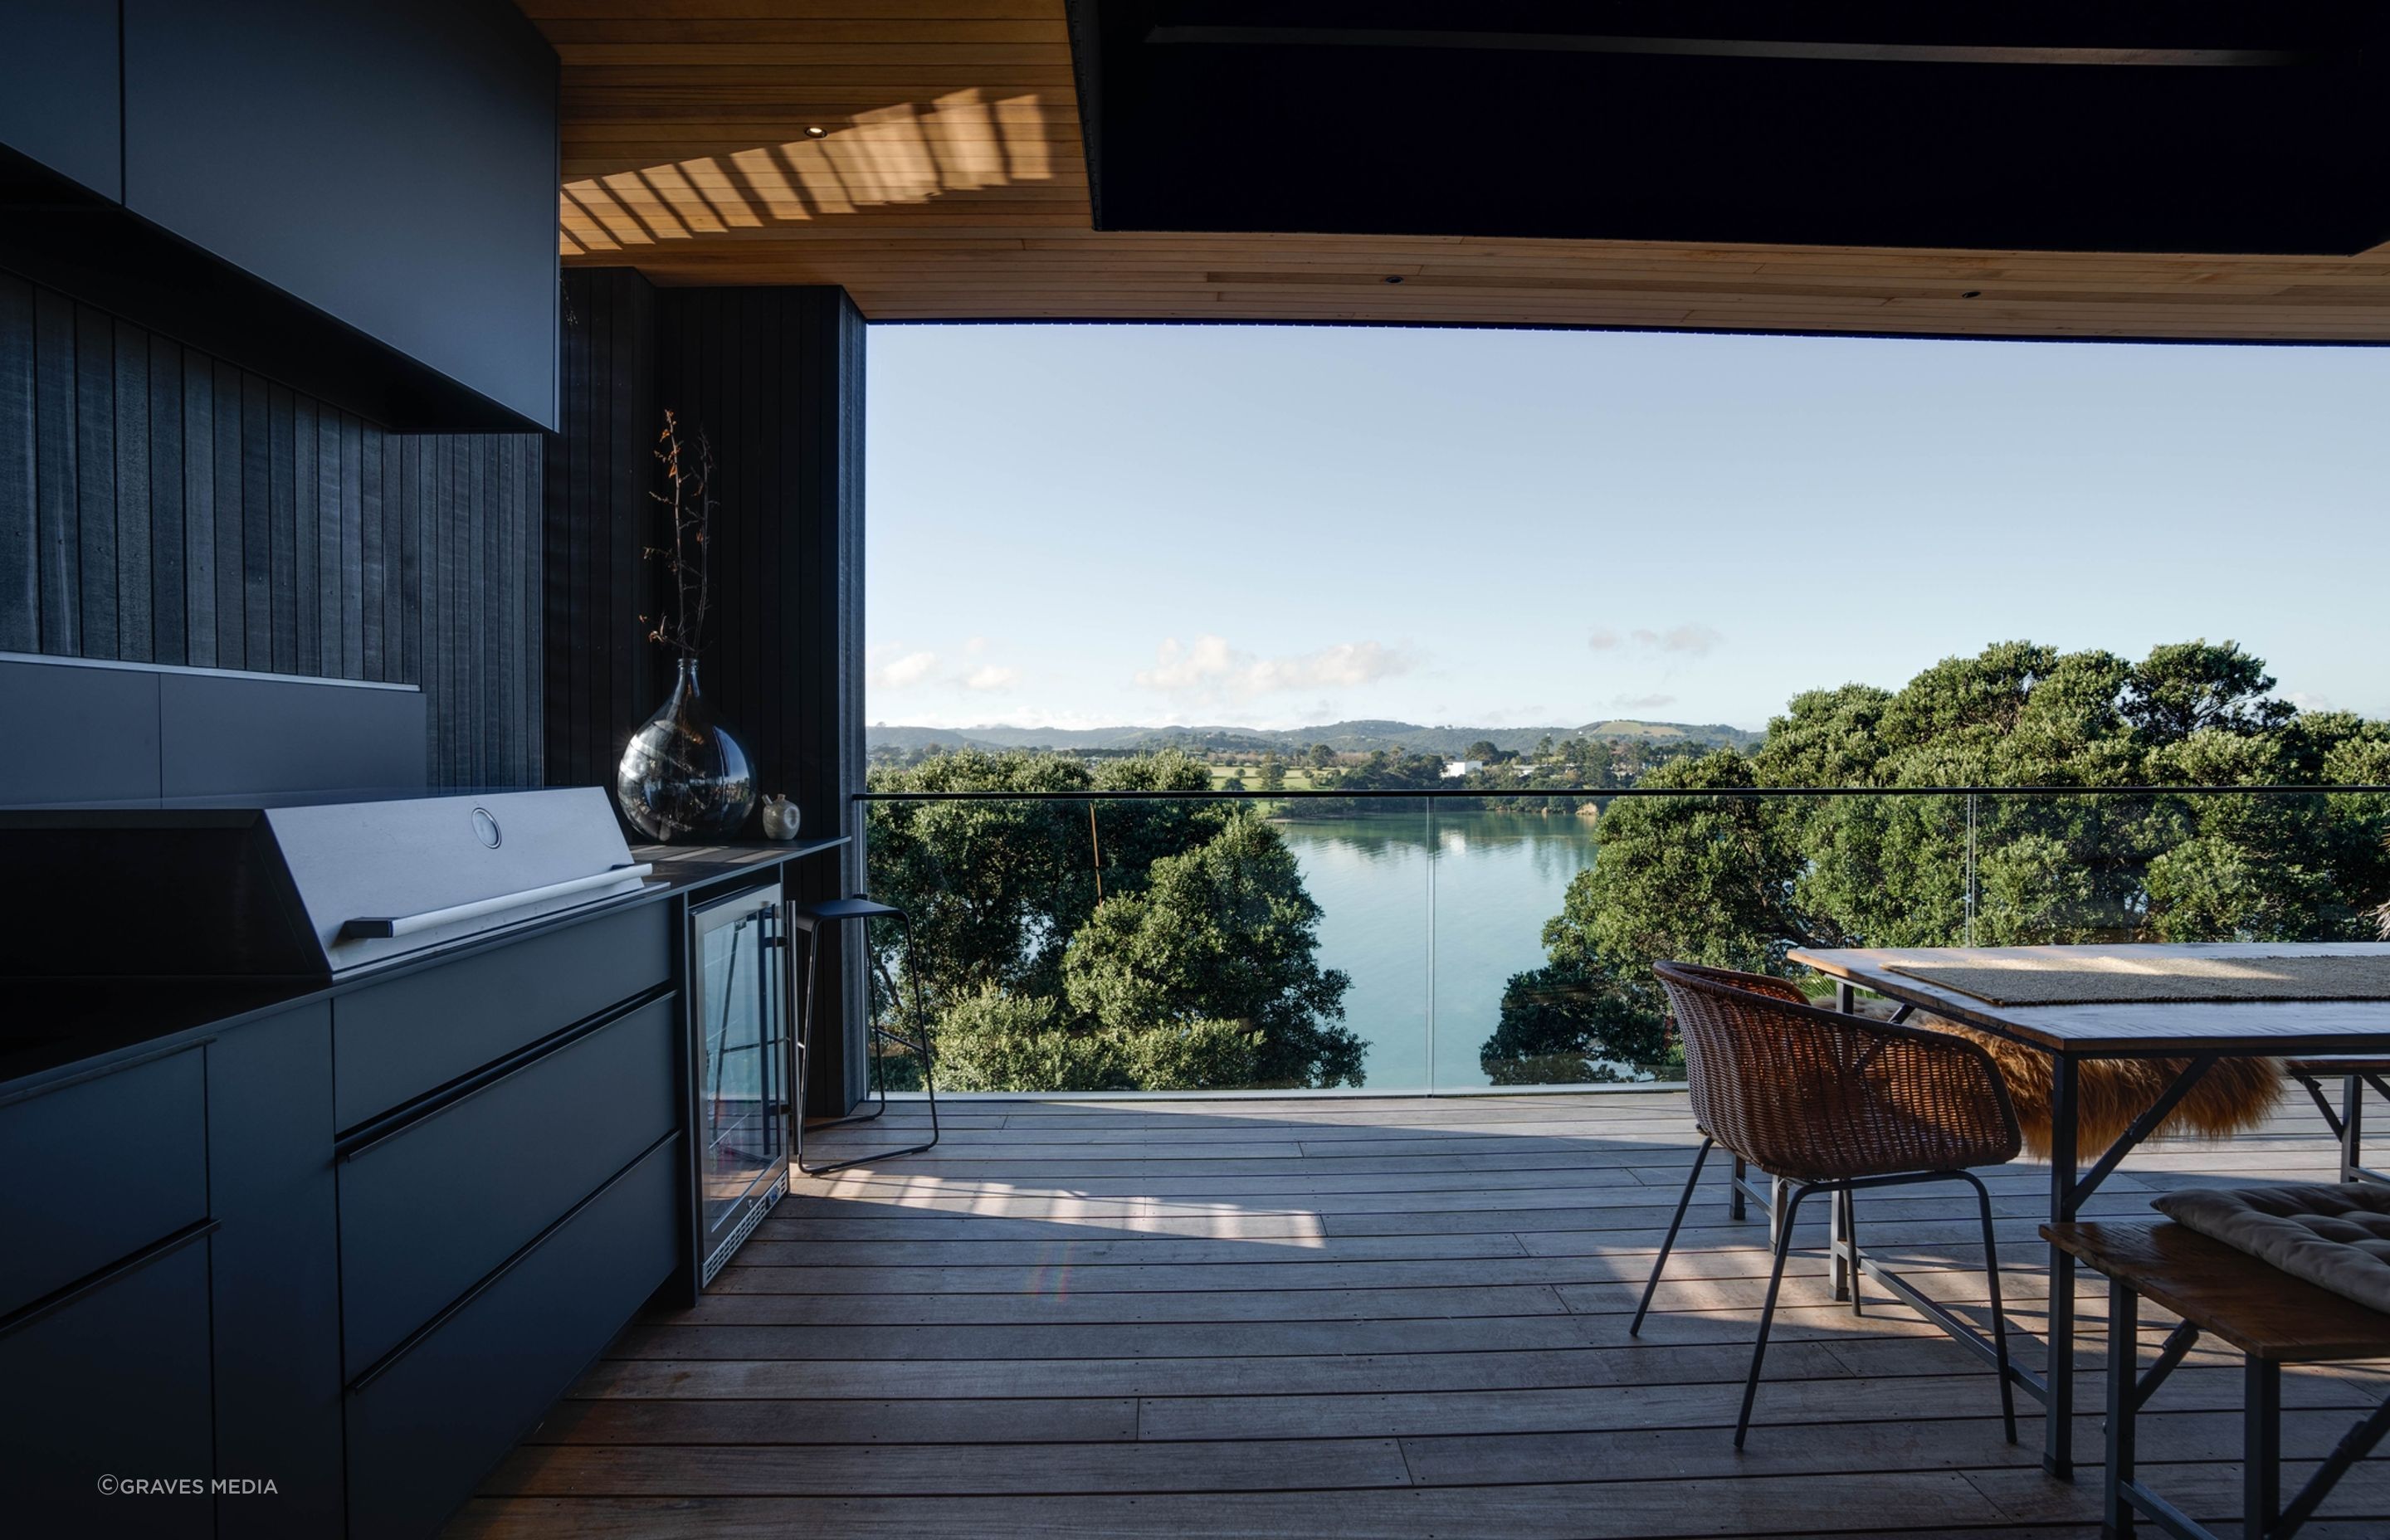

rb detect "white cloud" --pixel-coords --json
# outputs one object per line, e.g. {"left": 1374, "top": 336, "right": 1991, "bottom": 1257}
{"left": 1589, "top": 623, "right": 1722, "bottom": 657}
{"left": 1612, "top": 692, "right": 1680, "bottom": 710}
{"left": 962, "top": 665, "right": 1019, "bottom": 691}
{"left": 869, "top": 649, "right": 939, "bottom": 690}
{"left": 1134, "top": 635, "right": 1418, "bottom": 704}
{"left": 963, "top": 636, "right": 991, "bottom": 655}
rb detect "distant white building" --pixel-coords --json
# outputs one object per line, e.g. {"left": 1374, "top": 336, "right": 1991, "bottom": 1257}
{"left": 1441, "top": 759, "right": 1484, "bottom": 778}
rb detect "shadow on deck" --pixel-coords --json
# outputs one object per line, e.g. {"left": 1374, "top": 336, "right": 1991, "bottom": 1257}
{"left": 448, "top": 1090, "right": 2390, "bottom": 1538}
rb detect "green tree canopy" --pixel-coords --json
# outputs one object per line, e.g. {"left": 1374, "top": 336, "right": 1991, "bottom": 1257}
{"left": 1485, "top": 639, "right": 2390, "bottom": 1083}
{"left": 1065, "top": 811, "right": 1359, "bottom": 1088}
{"left": 866, "top": 748, "right": 1361, "bottom": 1090}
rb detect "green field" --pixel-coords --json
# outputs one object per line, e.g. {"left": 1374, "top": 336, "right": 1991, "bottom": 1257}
{"left": 1206, "top": 765, "right": 1336, "bottom": 792}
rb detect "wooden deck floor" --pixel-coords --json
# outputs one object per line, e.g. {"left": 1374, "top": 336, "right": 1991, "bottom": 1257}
{"left": 451, "top": 1090, "right": 2390, "bottom": 1538}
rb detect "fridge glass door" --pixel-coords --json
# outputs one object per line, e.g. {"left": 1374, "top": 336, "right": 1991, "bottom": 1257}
{"left": 695, "top": 886, "right": 788, "bottom": 1268}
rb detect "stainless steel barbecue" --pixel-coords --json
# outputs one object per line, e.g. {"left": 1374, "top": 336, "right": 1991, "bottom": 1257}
{"left": 0, "top": 787, "right": 654, "bottom": 977}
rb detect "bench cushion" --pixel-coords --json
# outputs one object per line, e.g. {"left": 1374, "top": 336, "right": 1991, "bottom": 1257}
{"left": 2152, "top": 1182, "right": 2390, "bottom": 1316}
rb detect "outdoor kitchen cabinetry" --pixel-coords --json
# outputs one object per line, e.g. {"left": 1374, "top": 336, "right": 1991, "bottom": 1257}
{"left": 0, "top": 0, "right": 121, "bottom": 197}
{"left": 0, "top": 897, "right": 687, "bottom": 1538}
{"left": 0, "top": 0, "right": 558, "bottom": 430}
{"left": 332, "top": 901, "right": 679, "bottom": 1539}
{"left": 0, "top": 1045, "right": 217, "bottom": 1539}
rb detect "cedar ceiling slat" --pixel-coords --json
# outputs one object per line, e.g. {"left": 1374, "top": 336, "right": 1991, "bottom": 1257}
{"left": 529, "top": 1, "right": 2390, "bottom": 341}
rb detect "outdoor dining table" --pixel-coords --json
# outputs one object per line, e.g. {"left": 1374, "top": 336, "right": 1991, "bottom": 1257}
{"left": 1788, "top": 941, "right": 2390, "bottom": 1480}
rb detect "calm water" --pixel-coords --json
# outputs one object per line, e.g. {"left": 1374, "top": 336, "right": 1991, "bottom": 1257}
{"left": 1272, "top": 809, "right": 1600, "bottom": 1089}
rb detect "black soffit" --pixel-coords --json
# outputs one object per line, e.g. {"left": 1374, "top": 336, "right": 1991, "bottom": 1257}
{"left": 1065, "top": 1, "right": 2390, "bottom": 255}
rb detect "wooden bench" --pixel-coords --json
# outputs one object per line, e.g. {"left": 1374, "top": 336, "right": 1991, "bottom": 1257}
{"left": 2043, "top": 1221, "right": 2390, "bottom": 1540}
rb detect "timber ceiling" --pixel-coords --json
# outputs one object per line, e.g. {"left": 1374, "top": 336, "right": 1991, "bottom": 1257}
{"left": 524, "top": 2, "right": 2390, "bottom": 342}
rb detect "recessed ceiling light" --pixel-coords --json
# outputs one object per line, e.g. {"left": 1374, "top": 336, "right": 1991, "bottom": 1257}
{"left": 804, "top": 126, "right": 829, "bottom": 139}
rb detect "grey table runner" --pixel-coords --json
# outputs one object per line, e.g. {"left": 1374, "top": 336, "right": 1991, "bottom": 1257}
{"left": 1886, "top": 953, "right": 2390, "bottom": 1008}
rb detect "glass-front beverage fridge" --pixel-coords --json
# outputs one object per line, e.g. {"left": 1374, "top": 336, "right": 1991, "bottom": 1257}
{"left": 689, "top": 881, "right": 791, "bottom": 1288}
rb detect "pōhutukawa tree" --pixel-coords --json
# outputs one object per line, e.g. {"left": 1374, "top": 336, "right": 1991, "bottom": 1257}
{"left": 1485, "top": 640, "right": 2390, "bottom": 1084}
{"left": 865, "top": 748, "right": 1361, "bottom": 1090}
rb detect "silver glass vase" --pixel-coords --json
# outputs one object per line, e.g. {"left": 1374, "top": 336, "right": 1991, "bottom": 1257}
{"left": 616, "top": 657, "right": 756, "bottom": 842}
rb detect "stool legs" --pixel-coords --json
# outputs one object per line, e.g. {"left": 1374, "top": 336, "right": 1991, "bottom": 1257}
{"left": 794, "top": 905, "right": 939, "bottom": 1177}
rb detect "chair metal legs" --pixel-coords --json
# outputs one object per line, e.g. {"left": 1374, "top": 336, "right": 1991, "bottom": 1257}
{"left": 1836, "top": 1187, "right": 1861, "bottom": 1314}
{"left": 1736, "top": 1182, "right": 1812, "bottom": 1449}
{"left": 1630, "top": 1137, "right": 1712, "bottom": 1338}
{"left": 1959, "top": 1168, "right": 2020, "bottom": 1445}
{"left": 1636, "top": 1149, "right": 2017, "bottom": 1450}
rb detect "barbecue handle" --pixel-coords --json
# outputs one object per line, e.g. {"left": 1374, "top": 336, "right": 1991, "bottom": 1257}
{"left": 341, "top": 864, "right": 656, "bottom": 939}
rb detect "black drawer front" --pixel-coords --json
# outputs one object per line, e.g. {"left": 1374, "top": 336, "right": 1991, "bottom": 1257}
{"left": 339, "top": 992, "right": 678, "bottom": 1373}
{"left": 0, "top": 1047, "right": 207, "bottom": 1318}
{"left": 345, "top": 1133, "right": 679, "bottom": 1540}
{"left": 0, "top": 1240, "right": 215, "bottom": 1539}
{"left": 333, "top": 901, "right": 669, "bottom": 1129}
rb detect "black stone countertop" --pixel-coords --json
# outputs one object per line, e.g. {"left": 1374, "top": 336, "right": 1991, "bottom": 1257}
{"left": 0, "top": 836, "right": 847, "bottom": 1097}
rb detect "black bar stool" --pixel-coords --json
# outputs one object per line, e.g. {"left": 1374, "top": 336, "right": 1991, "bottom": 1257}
{"left": 790, "top": 895, "right": 939, "bottom": 1176}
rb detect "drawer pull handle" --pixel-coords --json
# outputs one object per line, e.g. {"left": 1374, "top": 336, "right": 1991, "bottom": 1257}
{"left": 334, "top": 987, "right": 671, "bottom": 1162}
{"left": 0, "top": 1220, "right": 220, "bottom": 1343}
{"left": 343, "top": 865, "right": 654, "bottom": 940}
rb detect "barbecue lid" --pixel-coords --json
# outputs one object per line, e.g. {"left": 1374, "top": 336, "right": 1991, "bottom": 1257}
{"left": 0, "top": 787, "right": 654, "bottom": 977}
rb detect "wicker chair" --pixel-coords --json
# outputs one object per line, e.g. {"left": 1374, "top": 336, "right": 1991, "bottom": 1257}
{"left": 1635, "top": 962, "right": 2025, "bottom": 1447}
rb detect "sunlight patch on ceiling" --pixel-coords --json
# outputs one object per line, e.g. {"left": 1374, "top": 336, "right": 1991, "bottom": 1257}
{"left": 558, "top": 89, "right": 1056, "bottom": 254}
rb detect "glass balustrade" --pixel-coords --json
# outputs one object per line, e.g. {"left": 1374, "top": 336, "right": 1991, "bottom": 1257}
{"left": 853, "top": 786, "right": 2390, "bottom": 1094}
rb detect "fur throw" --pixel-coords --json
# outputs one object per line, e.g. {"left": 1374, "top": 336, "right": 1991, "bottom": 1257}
{"left": 1924, "top": 1016, "right": 2281, "bottom": 1159}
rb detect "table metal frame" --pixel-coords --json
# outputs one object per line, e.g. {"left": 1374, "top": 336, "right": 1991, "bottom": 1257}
{"left": 1792, "top": 944, "right": 2390, "bottom": 1480}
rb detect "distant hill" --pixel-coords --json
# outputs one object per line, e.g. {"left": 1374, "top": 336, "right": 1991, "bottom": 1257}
{"left": 868, "top": 718, "right": 1763, "bottom": 755}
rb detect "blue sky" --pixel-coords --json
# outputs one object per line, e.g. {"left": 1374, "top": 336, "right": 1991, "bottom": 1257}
{"left": 865, "top": 324, "right": 2390, "bottom": 733}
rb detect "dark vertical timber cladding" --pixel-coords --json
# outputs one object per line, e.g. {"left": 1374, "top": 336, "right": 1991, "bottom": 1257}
{"left": 609, "top": 276, "right": 654, "bottom": 786}
{"left": 571, "top": 281, "right": 598, "bottom": 786}
{"left": 73, "top": 305, "right": 114, "bottom": 658}
{"left": 241, "top": 373, "right": 271, "bottom": 668}
{"left": 647, "top": 284, "right": 867, "bottom": 1110}
{"left": 31, "top": 288, "right": 76, "bottom": 653}
{"left": 317, "top": 407, "right": 340, "bottom": 677}
{"left": 361, "top": 421, "right": 384, "bottom": 679}
{"left": 0, "top": 275, "right": 542, "bottom": 786}
{"left": 552, "top": 270, "right": 588, "bottom": 783}
{"left": 112, "top": 324, "right": 149, "bottom": 662}
{"left": 398, "top": 436, "right": 421, "bottom": 691}
{"left": 147, "top": 335, "right": 183, "bottom": 665}
{"left": 270, "top": 384, "right": 297, "bottom": 675}
{"left": 0, "top": 275, "right": 34, "bottom": 653}
{"left": 339, "top": 415, "right": 363, "bottom": 680}
{"left": 183, "top": 351, "right": 212, "bottom": 668}
{"left": 294, "top": 392, "right": 319, "bottom": 675}
{"left": 827, "top": 290, "right": 871, "bottom": 1114}
{"left": 476, "top": 436, "right": 495, "bottom": 787}
{"left": 213, "top": 358, "right": 244, "bottom": 668}
{"left": 540, "top": 269, "right": 656, "bottom": 790}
